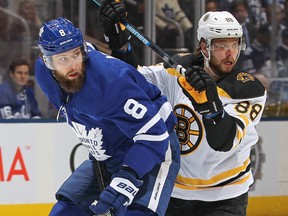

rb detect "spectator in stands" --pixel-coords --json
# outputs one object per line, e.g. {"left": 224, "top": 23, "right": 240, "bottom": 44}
{"left": 18, "top": 0, "right": 43, "bottom": 74}
{"left": 0, "top": 6, "right": 31, "bottom": 78}
{"left": 155, "top": 0, "right": 193, "bottom": 50}
{"left": 266, "top": 3, "right": 285, "bottom": 46}
{"left": 205, "top": 0, "right": 219, "bottom": 12}
{"left": 230, "top": 0, "right": 257, "bottom": 48}
{"left": 217, "top": 0, "right": 234, "bottom": 11}
{"left": 276, "top": 27, "right": 288, "bottom": 77}
{"left": 242, "top": 24, "right": 271, "bottom": 75}
{"left": 246, "top": 0, "right": 267, "bottom": 27}
{"left": 18, "top": 0, "right": 42, "bottom": 44}
{"left": 218, "top": 0, "right": 266, "bottom": 27}
{"left": 18, "top": 0, "right": 42, "bottom": 41}
{"left": 178, "top": 0, "right": 194, "bottom": 21}
{"left": 0, "top": 59, "right": 41, "bottom": 119}
{"left": 282, "top": 0, "right": 288, "bottom": 27}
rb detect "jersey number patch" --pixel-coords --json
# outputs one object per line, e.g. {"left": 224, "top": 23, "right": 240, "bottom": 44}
{"left": 59, "top": 29, "right": 66, "bottom": 36}
{"left": 124, "top": 99, "right": 147, "bottom": 119}
{"left": 235, "top": 101, "right": 263, "bottom": 121}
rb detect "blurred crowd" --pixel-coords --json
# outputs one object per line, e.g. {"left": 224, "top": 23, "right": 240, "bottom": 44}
{"left": 1, "top": 0, "right": 288, "bottom": 118}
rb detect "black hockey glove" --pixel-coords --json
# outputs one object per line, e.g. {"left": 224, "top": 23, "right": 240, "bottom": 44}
{"left": 98, "top": 0, "right": 131, "bottom": 50}
{"left": 178, "top": 66, "right": 223, "bottom": 116}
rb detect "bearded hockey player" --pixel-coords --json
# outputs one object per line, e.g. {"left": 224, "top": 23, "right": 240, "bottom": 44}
{"left": 35, "top": 17, "right": 180, "bottom": 216}
{"left": 99, "top": 1, "right": 267, "bottom": 215}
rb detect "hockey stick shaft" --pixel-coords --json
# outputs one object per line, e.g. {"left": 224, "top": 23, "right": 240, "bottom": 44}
{"left": 93, "top": 160, "right": 113, "bottom": 216}
{"left": 92, "top": 0, "right": 186, "bottom": 75}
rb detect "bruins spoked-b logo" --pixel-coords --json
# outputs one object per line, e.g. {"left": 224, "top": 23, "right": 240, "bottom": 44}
{"left": 174, "top": 104, "right": 203, "bottom": 154}
{"left": 237, "top": 72, "right": 255, "bottom": 83}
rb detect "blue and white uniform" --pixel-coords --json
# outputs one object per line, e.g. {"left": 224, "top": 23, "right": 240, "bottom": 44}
{"left": 35, "top": 46, "right": 180, "bottom": 215}
{"left": 0, "top": 81, "right": 41, "bottom": 119}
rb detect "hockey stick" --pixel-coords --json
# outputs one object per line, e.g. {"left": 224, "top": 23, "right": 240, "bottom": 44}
{"left": 92, "top": 0, "right": 186, "bottom": 75}
{"left": 91, "top": 159, "right": 113, "bottom": 216}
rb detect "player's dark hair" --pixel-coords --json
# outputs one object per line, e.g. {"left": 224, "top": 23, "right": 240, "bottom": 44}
{"left": 195, "top": 38, "right": 206, "bottom": 56}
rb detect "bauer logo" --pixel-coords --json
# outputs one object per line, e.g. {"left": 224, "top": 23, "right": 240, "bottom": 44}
{"left": 60, "top": 38, "right": 73, "bottom": 45}
{"left": 227, "top": 28, "right": 240, "bottom": 31}
{"left": 117, "top": 182, "right": 137, "bottom": 197}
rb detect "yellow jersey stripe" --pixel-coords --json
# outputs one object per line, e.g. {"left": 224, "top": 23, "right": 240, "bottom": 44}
{"left": 175, "top": 158, "right": 250, "bottom": 188}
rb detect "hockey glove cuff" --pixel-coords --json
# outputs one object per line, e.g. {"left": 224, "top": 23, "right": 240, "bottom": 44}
{"left": 99, "top": 0, "right": 131, "bottom": 50}
{"left": 89, "top": 167, "right": 143, "bottom": 216}
{"left": 178, "top": 66, "right": 223, "bottom": 116}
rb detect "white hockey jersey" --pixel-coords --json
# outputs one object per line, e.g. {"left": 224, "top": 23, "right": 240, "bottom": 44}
{"left": 138, "top": 64, "right": 266, "bottom": 201}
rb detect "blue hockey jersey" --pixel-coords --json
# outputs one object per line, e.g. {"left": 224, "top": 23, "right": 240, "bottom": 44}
{"left": 35, "top": 47, "right": 176, "bottom": 178}
{"left": 0, "top": 81, "right": 41, "bottom": 119}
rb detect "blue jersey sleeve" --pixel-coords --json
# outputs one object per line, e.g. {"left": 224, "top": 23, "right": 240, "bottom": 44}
{"left": 94, "top": 73, "right": 170, "bottom": 178}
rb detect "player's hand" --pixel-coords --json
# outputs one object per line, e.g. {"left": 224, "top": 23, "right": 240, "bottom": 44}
{"left": 89, "top": 167, "right": 142, "bottom": 216}
{"left": 178, "top": 66, "right": 223, "bottom": 116}
{"left": 98, "top": 0, "right": 130, "bottom": 50}
{"left": 99, "top": 0, "right": 126, "bottom": 24}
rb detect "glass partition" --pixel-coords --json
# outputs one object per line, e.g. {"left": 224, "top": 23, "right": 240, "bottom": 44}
{"left": 1, "top": 0, "right": 288, "bottom": 119}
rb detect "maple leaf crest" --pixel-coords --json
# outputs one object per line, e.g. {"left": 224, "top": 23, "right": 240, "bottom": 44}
{"left": 70, "top": 121, "right": 111, "bottom": 161}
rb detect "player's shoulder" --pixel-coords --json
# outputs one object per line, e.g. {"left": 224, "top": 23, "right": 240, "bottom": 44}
{"left": 35, "top": 57, "right": 49, "bottom": 76}
{"left": 218, "top": 70, "right": 266, "bottom": 99}
{"left": 164, "top": 52, "right": 204, "bottom": 69}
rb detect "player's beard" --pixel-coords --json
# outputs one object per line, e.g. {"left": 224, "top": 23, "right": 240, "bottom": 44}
{"left": 209, "top": 57, "right": 235, "bottom": 76}
{"left": 54, "top": 65, "right": 86, "bottom": 93}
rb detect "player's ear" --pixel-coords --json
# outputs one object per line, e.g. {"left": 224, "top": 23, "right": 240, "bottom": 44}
{"left": 39, "top": 53, "right": 44, "bottom": 60}
{"left": 200, "top": 41, "right": 209, "bottom": 58}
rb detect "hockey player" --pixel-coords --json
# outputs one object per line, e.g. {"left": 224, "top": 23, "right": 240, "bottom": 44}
{"left": 99, "top": 1, "right": 267, "bottom": 215}
{"left": 35, "top": 17, "right": 180, "bottom": 216}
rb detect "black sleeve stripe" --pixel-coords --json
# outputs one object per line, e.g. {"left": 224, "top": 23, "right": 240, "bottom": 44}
{"left": 235, "top": 117, "right": 245, "bottom": 130}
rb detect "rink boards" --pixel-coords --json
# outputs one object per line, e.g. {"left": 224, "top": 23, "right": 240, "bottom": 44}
{"left": 0, "top": 119, "right": 287, "bottom": 216}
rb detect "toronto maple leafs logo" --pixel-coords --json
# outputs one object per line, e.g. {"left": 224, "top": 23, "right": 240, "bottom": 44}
{"left": 162, "top": 4, "right": 175, "bottom": 19}
{"left": 70, "top": 121, "right": 111, "bottom": 161}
